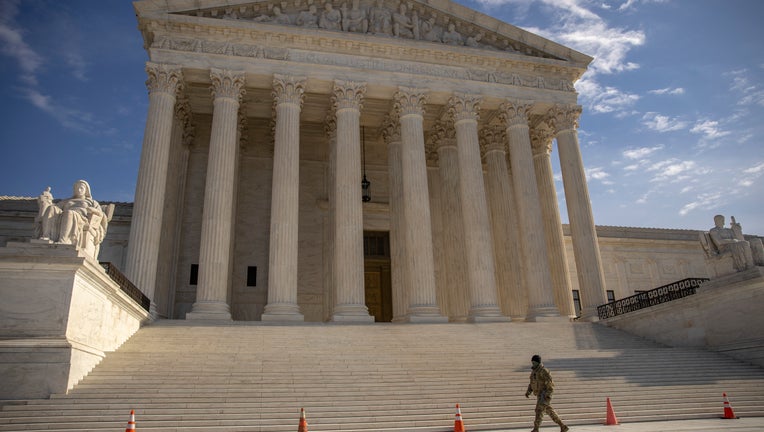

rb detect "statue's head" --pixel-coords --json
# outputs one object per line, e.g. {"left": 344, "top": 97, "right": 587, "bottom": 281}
{"left": 714, "top": 214, "right": 724, "bottom": 228}
{"left": 72, "top": 180, "right": 92, "bottom": 199}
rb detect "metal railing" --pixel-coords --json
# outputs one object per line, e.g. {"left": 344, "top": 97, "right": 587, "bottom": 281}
{"left": 100, "top": 262, "right": 151, "bottom": 312}
{"left": 597, "top": 277, "right": 709, "bottom": 320}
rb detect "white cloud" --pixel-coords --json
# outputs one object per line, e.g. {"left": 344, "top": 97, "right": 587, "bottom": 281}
{"left": 0, "top": 0, "right": 43, "bottom": 86}
{"left": 648, "top": 87, "right": 685, "bottom": 95}
{"left": 690, "top": 120, "right": 731, "bottom": 140}
{"left": 642, "top": 112, "right": 688, "bottom": 132}
{"left": 623, "top": 144, "right": 663, "bottom": 159}
{"left": 585, "top": 167, "right": 614, "bottom": 185}
{"left": 21, "top": 87, "right": 101, "bottom": 134}
{"left": 678, "top": 192, "right": 724, "bottom": 216}
{"left": 743, "top": 162, "right": 764, "bottom": 174}
{"left": 577, "top": 78, "right": 640, "bottom": 113}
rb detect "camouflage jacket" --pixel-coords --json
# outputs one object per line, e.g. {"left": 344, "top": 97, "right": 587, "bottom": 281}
{"left": 527, "top": 363, "right": 555, "bottom": 397}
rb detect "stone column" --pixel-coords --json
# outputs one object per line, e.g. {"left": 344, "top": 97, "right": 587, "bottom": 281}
{"left": 330, "top": 80, "right": 374, "bottom": 322}
{"left": 432, "top": 122, "right": 469, "bottom": 321}
{"left": 447, "top": 94, "right": 507, "bottom": 322}
{"left": 550, "top": 105, "right": 608, "bottom": 320}
{"left": 499, "top": 100, "right": 560, "bottom": 320}
{"left": 393, "top": 88, "right": 447, "bottom": 323}
{"left": 262, "top": 75, "right": 306, "bottom": 322}
{"left": 125, "top": 62, "right": 183, "bottom": 317}
{"left": 187, "top": 69, "right": 245, "bottom": 321}
{"left": 479, "top": 126, "right": 522, "bottom": 320}
{"left": 382, "top": 117, "right": 408, "bottom": 322}
{"left": 530, "top": 122, "right": 576, "bottom": 317}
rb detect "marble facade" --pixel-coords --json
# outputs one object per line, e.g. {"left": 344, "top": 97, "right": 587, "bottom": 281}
{"left": 126, "top": 0, "right": 622, "bottom": 322}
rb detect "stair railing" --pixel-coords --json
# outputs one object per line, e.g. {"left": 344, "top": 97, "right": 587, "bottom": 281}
{"left": 100, "top": 262, "right": 151, "bottom": 312}
{"left": 597, "top": 277, "right": 709, "bottom": 320}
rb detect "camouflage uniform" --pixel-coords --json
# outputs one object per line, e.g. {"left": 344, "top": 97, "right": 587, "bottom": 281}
{"left": 526, "top": 362, "right": 568, "bottom": 432}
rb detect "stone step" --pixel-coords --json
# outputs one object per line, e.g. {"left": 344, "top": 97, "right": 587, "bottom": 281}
{"left": 1, "top": 320, "right": 763, "bottom": 431}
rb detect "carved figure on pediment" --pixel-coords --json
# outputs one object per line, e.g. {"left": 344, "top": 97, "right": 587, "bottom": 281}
{"left": 420, "top": 16, "right": 441, "bottom": 42}
{"left": 342, "top": 0, "right": 368, "bottom": 33}
{"left": 319, "top": 2, "right": 342, "bottom": 30}
{"left": 392, "top": 3, "right": 415, "bottom": 38}
{"left": 442, "top": 23, "right": 463, "bottom": 45}
{"left": 296, "top": 4, "right": 319, "bottom": 28}
{"left": 369, "top": 0, "right": 392, "bottom": 35}
{"left": 222, "top": 8, "right": 238, "bottom": 20}
{"left": 466, "top": 31, "right": 483, "bottom": 48}
{"left": 36, "top": 180, "right": 115, "bottom": 259}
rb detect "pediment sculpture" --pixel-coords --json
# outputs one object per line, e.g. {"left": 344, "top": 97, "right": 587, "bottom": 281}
{"left": 34, "top": 180, "right": 115, "bottom": 261}
{"left": 699, "top": 214, "right": 764, "bottom": 278}
{"left": 175, "top": 0, "right": 560, "bottom": 59}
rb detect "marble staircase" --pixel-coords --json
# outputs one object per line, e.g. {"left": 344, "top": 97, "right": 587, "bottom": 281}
{"left": 1, "top": 320, "right": 763, "bottom": 431}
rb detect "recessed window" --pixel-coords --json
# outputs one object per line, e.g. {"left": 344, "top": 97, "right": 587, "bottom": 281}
{"left": 572, "top": 290, "right": 581, "bottom": 316}
{"left": 606, "top": 290, "right": 615, "bottom": 303}
{"left": 247, "top": 266, "right": 257, "bottom": 287}
{"left": 190, "top": 264, "right": 199, "bottom": 285}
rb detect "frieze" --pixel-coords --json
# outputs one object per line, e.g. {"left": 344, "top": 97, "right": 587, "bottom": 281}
{"left": 174, "top": 0, "right": 561, "bottom": 60}
{"left": 149, "top": 31, "right": 576, "bottom": 91}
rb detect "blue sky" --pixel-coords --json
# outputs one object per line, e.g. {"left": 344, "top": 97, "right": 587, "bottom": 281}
{"left": 1, "top": 0, "right": 763, "bottom": 234}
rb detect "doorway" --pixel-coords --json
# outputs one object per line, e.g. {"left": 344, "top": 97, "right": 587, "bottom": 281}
{"left": 363, "top": 231, "right": 392, "bottom": 322}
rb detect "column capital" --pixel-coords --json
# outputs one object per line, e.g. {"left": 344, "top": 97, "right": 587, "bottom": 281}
{"left": 145, "top": 62, "right": 183, "bottom": 96}
{"left": 332, "top": 80, "right": 366, "bottom": 111}
{"left": 479, "top": 125, "right": 508, "bottom": 156}
{"left": 549, "top": 104, "right": 582, "bottom": 134}
{"left": 431, "top": 121, "right": 457, "bottom": 152}
{"left": 393, "top": 87, "right": 428, "bottom": 117}
{"left": 498, "top": 100, "right": 533, "bottom": 128}
{"left": 210, "top": 69, "right": 246, "bottom": 101}
{"left": 175, "top": 96, "right": 196, "bottom": 149}
{"left": 324, "top": 114, "right": 337, "bottom": 140}
{"left": 530, "top": 121, "right": 555, "bottom": 157}
{"left": 447, "top": 93, "right": 481, "bottom": 123}
{"left": 381, "top": 115, "right": 401, "bottom": 144}
{"left": 272, "top": 74, "right": 306, "bottom": 108}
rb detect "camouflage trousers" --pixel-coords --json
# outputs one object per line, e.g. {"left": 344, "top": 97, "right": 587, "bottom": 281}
{"left": 534, "top": 400, "right": 565, "bottom": 430}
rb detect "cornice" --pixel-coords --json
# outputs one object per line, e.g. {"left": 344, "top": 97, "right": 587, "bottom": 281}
{"left": 137, "top": 11, "right": 586, "bottom": 90}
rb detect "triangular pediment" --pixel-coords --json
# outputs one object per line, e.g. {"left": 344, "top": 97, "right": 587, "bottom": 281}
{"left": 135, "top": 0, "right": 591, "bottom": 66}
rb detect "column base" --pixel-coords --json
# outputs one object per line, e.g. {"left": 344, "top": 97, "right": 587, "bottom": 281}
{"left": 525, "top": 306, "right": 567, "bottom": 322}
{"left": 467, "top": 306, "right": 511, "bottom": 323}
{"left": 331, "top": 304, "right": 375, "bottom": 323}
{"left": 262, "top": 303, "right": 305, "bottom": 322}
{"left": 186, "top": 301, "right": 232, "bottom": 321}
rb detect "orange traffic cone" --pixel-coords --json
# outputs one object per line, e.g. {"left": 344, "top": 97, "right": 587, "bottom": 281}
{"left": 454, "top": 403, "right": 466, "bottom": 432}
{"left": 298, "top": 407, "right": 309, "bottom": 432}
{"left": 605, "top": 397, "right": 619, "bottom": 426}
{"left": 125, "top": 409, "right": 136, "bottom": 431}
{"left": 721, "top": 393, "right": 738, "bottom": 419}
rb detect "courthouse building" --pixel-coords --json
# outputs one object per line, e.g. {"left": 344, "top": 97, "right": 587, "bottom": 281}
{"left": 0, "top": 0, "right": 711, "bottom": 325}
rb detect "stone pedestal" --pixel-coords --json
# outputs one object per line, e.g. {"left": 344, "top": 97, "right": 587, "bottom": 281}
{"left": 0, "top": 243, "right": 149, "bottom": 400}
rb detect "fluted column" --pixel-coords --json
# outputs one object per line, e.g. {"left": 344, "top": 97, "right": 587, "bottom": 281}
{"left": 479, "top": 126, "right": 522, "bottom": 320}
{"left": 530, "top": 122, "right": 575, "bottom": 317}
{"left": 550, "top": 105, "right": 607, "bottom": 320}
{"left": 187, "top": 69, "right": 245, "bottom": 320}
{"left": 432, "top": 123, "right": 469, "bottom": 321}
{"left": 499, "top": 100, "right": 560, "bottom": 321}
{"left": 393, "top": 88, "right": 447, "bottom": 323}
{"left": 447, "top": 94, "right": 507, "bottom": 322}
{"left": 125, "top": 62, "right": 183, "bottom": 317}
{"left": 330, "top": 80, "right": 374, "bottom": 322}
{"left": 262, "top": 75, "right": 306, "bottom": 321}
{"left": 382, "top": 117, "right": 408, "bottom": 322}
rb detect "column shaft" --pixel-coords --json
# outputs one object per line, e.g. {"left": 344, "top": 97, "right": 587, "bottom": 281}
{"left": 125, "top": 62, "right": 182, "bottom": 317}
{"left": 552, "top": 106, "right": 607, "bottom": 320}
{"left": 263, "top": 76, "right": 306, "bottom": 321}
{"left": 448, "top": 95, "right": 507, "bottom": 322}
{"left": 383, "top": 120, "right": 408, "bottom": 321}
{"left": 500, "top": 101, "right": 560, "bottom": 321}
{"left": 531, "top": 126, "right": 575, "bottom": 317}
{"left": 480, "top": 126, "right": 522, "bottom": 320}
{"left": 433, "top": 125, "right": 469, "bottom": 321}
{"left": 395, "top": 89, "right": 446, "bottom": 322}
{"left": 187, "top": 69, "right": 245, "bottom": 320}
{"left": 331, "top": 81, "right": 373, "bottom": 322}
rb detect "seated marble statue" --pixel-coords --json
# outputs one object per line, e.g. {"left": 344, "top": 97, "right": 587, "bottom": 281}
{"left": 36, "top": 180, "right": 114, "bottom": 258}
{"left": 700, "top": 214, "right": 755, "bottom": 275}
